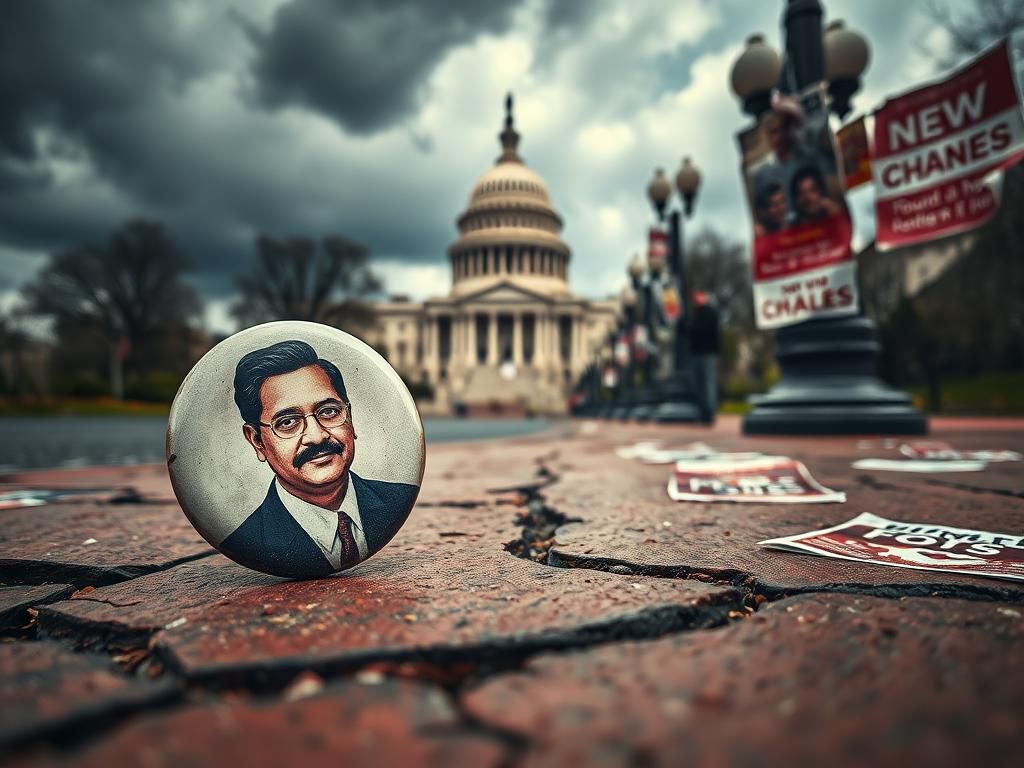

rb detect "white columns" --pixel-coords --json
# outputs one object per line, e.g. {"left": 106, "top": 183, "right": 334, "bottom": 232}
{"left": 488, "top": 312, "right": 498, "bottom": 365}
{"left": 513, "top": 313, "right": 523, "bottom": 365}
{"left": 466, "top": 312, "right": 476, "bottom": 366}
{"left": 572, "top": 314, "right": 582, "bottom": 372}
{"left": 536, "top": 314, "right": 546, "bottom": 368}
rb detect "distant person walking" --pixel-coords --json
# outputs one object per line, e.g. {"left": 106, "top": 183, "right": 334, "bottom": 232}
{"left": 690, "top": 293, "right": 719, "bottom": 424}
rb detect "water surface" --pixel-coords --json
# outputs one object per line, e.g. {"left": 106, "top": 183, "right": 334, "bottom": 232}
{"left": 0, "top": 415, "right": 551, "bottom": 471}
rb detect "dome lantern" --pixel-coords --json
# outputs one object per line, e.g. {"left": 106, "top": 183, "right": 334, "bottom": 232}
{"left": 498, "top": 92, "right": 522, "bottom": 164}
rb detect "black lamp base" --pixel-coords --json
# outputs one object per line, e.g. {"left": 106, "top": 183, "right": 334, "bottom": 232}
{"left": 628, "top": 386, "right": 659, "bottom": 422}
{"left": 653, "top": 372, "right": 703, "bottom": 423}
{"left": 742, "top": 315, "right": 928, "bottom": 436}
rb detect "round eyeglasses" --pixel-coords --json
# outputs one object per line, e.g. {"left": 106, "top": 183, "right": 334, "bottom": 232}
{"left": 259, "top": 403, "right": 349, "bottom": 439}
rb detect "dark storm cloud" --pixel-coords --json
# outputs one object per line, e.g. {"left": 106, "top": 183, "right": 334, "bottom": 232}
{"left": 248, "top": 0, "right": 522, "bottom": 134}
{"left": 0, "top": 1, "right": 219, "bottom": 168}
{"left": 0, "top": 0, "right": 229, "bottom": 251}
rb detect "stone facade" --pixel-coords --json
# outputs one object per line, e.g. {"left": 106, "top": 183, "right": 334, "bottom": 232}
{"left": 367, "top": 98, "right": 618, "bottom": 414}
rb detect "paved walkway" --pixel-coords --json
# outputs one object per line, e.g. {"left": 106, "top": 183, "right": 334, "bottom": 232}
{"left": 1, "top": 417, "right": 1021, "bottom": 766}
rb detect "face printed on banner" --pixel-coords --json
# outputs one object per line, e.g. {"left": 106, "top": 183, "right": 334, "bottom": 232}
{"left": 755, "top": 181, "right": 788, "bottom": 233}
{"left": 792, "top": 167, "right": 838, "bottom": 222}
{"left": 763, "top": 111, "right": 796, "bottom": 162}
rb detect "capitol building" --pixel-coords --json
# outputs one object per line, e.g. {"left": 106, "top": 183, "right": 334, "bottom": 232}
{"left": 367, "top": 97, "right": 618, "bottom": 414}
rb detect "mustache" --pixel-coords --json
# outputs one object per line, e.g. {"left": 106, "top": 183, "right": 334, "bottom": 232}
{"left": 293, "top": 439, "right": 345, "bottom": 469}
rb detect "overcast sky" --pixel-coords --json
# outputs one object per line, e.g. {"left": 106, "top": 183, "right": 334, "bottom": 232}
{"left": 0, "top": 0, "right": 955, "bottom": 333}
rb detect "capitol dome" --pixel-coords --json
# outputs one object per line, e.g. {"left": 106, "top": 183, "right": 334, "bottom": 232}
{"left": 449, "top": 94, "right": 571, "bottom": 298}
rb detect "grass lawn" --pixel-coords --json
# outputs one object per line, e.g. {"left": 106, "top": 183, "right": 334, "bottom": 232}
{"left": 911, "top": 372, "right": 1024, "bottom": 415}
{"left": 0, "top": 397, "right": 170, "bottom": 417}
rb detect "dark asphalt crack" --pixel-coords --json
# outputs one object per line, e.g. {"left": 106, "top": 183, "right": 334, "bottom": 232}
{"left": 923, "top": 478, "right": 1024, "bottom": 500}
{"left": 507, "top": 457, "right": 1024, "bottom": 610}
{"left": 0, "top": 549, "right": 218, "bottom": 590}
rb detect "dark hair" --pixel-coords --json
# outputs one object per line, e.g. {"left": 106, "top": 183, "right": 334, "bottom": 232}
{"left": 755, "top": 180, "right": 784, "bottom": 211}
{"left": 233, "top": 340, "right": 348, "bottom": 426}
{"left": 790, "top": 165, "right": 825, "bottom": 199}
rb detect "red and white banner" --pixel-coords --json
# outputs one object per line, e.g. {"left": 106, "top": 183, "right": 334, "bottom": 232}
{"left": 738, "top": 86, "right": 858, "bottom": 329}
{"left": 647, "top": 228, "right": 668, "bottom": 268}
{"left": 668, "top": 456, "right": 845, "bottom": 503}
{"left": 899, "top": 440, "right": 1022, "bottom": 462}
{"left": 837, "top": 116, "right": 872, "bottom": 191}
{"left": 873, "top": 39, "right": 1024, "bottom": 249}
{"left": 613, "top": 334, "right": 630, "bottom": 366}
{"left": 760, "top": 512, "right": 1024, "bottom": 582}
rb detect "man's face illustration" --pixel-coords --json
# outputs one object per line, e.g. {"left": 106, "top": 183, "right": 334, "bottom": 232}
{"left": 242, "top": 365, "right": 356, "bottom": 499}
{"left": 764, "top": 189, "right": 787, "bottom": 227}
{"left": 763, "top": 113, "right": 794, "bottom": 159}
{"left": 795, "top": 176, "right": 824, "bottom": 216}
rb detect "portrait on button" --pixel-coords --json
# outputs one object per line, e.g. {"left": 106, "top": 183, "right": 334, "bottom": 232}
{"left": 167, "top": 323, "right": 424, "bottom": 579}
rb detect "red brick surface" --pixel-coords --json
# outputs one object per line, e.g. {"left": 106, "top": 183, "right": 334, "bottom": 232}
{"left": 0, "top": 464, "right": 176, "bottom": 502}
{"left": 0, "top": 584, "right": 73, "bottom": 631}
{"left": 0, "top": 502, "right": 214, "bottom": 587}
{"left": 40, "top": 535, "right": 737, "bottom": 682}
{"left": 1, "top": 418, "right": 1022, "bottom": 764}
{"left": 19, "top": 679, "right": 503, "bottom": 768}
{"left": 547, "top": 421, "right": 1024, "bottom": 600}
{"left": 0, "top": 642, "right": 176, "bottom": 751}
{"left": 464, "top": 593, "right": 1024, "bottom": 767}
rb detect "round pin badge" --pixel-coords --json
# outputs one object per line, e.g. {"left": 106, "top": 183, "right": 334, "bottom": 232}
{"left": 167, "top": 321, "right": 424, "bottom": 579}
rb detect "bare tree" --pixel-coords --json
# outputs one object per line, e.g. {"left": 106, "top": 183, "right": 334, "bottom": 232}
{"left": 22, "top": 219, "right": 203, "bottom": 394}
{"left": 684, "top": 227, "right": 754, "bottom": 331}
{"left": 682, "top": 227, "right": 774, "bottom": 385}
{"left": 917, "top": 0, "right": 1024, "bottom": 375}
{"left": 925, "top": 0, "right": 1024, "bottom": 65}
{"left": 232, "top": 234, "right": 382, "bottom": 331}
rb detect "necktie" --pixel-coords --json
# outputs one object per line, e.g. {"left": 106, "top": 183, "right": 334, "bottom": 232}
{"left": 337, "top": 512, "right": 360, "bottom": 568}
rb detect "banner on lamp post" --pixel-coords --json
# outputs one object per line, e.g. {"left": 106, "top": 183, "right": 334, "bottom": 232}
{"left": 738, "top": 84, "right": 859, "bottom": 330}
{"left": 837, "top": 116, "right": 873, "bottom": 191}
{"left": 647, "top": 228, "right": 668, "bottom": 269}
{"left": 602, "top": 365, "right": 618, "bottom": 389}
{"left": 873, "top": 38, "right": 1024, "bottom": 250}
{"left": 631, "top": 325, "right": 649, "bottom": 362}
{"left": 613, "top": 334, "right": 630, "bottom": 367}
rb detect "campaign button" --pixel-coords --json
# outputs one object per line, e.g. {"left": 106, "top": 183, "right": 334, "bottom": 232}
{"left": 167, "top": 322, "right": 424, "bottom": 579}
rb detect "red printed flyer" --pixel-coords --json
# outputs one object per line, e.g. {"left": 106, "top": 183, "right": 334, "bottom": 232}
{"left": 899, "top": 440, "right": 1022, "bottom": 462}
{"left": 873, "top": 39, "right": 1024, "bottom": 249}
{"left": 760, "top": 512, "right": 1024, "bottom": 582}
{"left": 737, "top": 86, "right": 858, "bottom": 330}
{"left": 668, "top": 457, "right": 845, "bottom": 504}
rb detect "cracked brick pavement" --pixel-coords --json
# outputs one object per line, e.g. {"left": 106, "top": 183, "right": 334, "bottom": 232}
{"left": 1, "top": 416, "right": 1022, "bottom": 766}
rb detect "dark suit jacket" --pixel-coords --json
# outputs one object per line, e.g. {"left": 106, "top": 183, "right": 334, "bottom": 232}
{"left": 219, "top": 471, "right": 419, "bottom": 579}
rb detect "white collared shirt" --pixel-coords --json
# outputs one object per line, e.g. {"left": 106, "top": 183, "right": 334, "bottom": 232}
{"left": 275, "top": 480, "right": 368, "bottom": 569}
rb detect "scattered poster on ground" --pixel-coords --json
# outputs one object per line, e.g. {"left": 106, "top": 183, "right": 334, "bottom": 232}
{"left": 852, "top": 458, "right": 986, "bottom": 473}
{"left": 899, "top": 441, "right": 1022, "bottom": 462}
{"left": 0, "top": 494, "right": 47, "bottom": 511}
{"left": 668, "top": 456, "right": 845, "bottom": 503}
{"left": 873, "top": 38, "right": 1024, "bottom": 250}
{"left": 738, "top": 86, "right": 858, "bottom": 329}
{"left": 760, "top": 512, "right": 1024, "bottom": 582}
{"left": 0, "top": 488, "right": 118, "bottom": 510}
{"left": 616, "top": 441, "right": 663, "bottom": 460}
{"left": 616, "top": 441, "right": 764, "bottom": 465}
{"left": 837, "top": 116, "right": 872, "bottom": 190}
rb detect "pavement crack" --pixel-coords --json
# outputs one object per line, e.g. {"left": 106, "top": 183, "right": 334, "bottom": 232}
{"left": 0, "top": 550, "right": 218, "bottom": 589}
{"left": 547, "top": 550, "right": 1024, "bottom": 607}
{"left": 502, "top": 462, "right": 581, "bottom": 563}
{"left": 923, "top": 478, "right": 1024, "bottom": 500}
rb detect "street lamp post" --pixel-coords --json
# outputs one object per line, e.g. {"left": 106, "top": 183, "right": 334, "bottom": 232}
{"left": 626, "top": 253, "right": 661, "bottom": 421}
{"left": 599, "top": 332, "right": 618, "bottom": 416}
{"left": 728, "top": 0, "right": 926, "bottom": 435}
{"left": 647, "top": 160, "right": 707, "bottom": 423}
{"left": 611, "top": 283, "right": 638, "bottom": 420}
